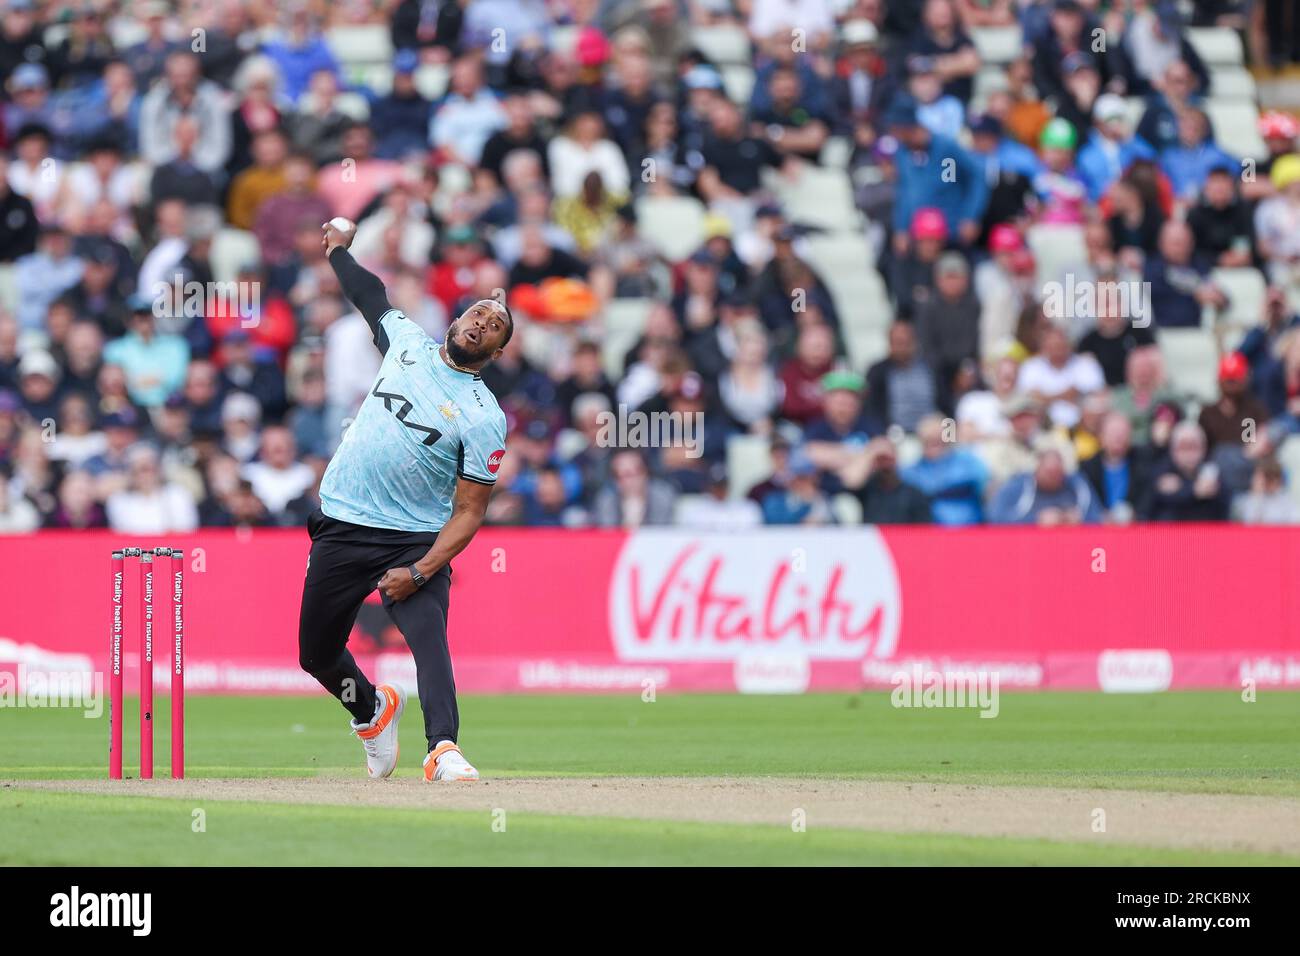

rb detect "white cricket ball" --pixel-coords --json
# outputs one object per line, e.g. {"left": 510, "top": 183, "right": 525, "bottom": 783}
{"left": 328, "top": 217, "right": 355, "bottom": 233}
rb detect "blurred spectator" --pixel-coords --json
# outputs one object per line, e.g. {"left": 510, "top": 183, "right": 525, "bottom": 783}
{"left": 242, "top": 425, "right": 314, "bottom": 517}
{"left": 1111, "top": 347, "right": 1179, "bottom": 444}
{"left": 1187, "top": 165, "right": 1255, "bottom": 269}
{"left": 102, "top": 300, "right": 189, "bottom": 409}
{"left": 592, "top": 449, "right": 676, "bottom": 527}
{"left": 46, "top": 469, "right": 107, "bottom": 529}
{"left": 138, "top": 52, "right": 231, "bottom": 175}
{"left": 1016, "top": 324, "right": 1105, "bottom": 428}
{"left": 431, "top": 55, "right": 506, "bottom": 167}
{"left": 902, "top": 414, "right": 987, "bottom": 526}
{"left": 1159, "top": 108, "right": 1236, "bottom": 203}
{"left": 1077, "top": 293, "right": 1156, "bottom": 387}
{"left": 888, "top": 99, "right": 987, "bottom": 249}
{"left": 1146, "top": 421, "right": 1229, "bottom": 521}
{"left": 370, "top": 50, "right": 432, "bottom": 161}
{"left": 866, "top": 321, "right": 938, "bottom": 432}
{"left": 856, "top": 437, "right": 931, "bottom": 525}
{"left": 988, "top": 447, "right": 1101, "bottom": 525}
{"left": 262, "top": 8, "right": 340, "bottom": 104}
{"left": 105, "top": 443, "right": 198, "bottom": 533}
{"left": 675, "top": 463, "right": 762, "bottom": 530}
{"left": 0, "top": 464, "right": 39, "bottom": 533}
{"left": 1076, "top": 94, "right": 1156, "bottom": 202}
{"left": 1144, "top": 220, "right": 1227, "bottom": 328}
{"left": 914, "top": 252, "right": 979, "bottom": 399}
{"left": 760, "top": 448, "right": 834, "bottom": 525}
{"left": 1234, "top": 457, "right": 1298, "bottom": 524}
{"left": 1080, "top": 411, "right": 1152, "bottom": 523}
{"left": 1253, "top": 155, "right": 1300, "bottom": 291}
{"left": 0, "top": 152, "right": 38, "bottom": 261}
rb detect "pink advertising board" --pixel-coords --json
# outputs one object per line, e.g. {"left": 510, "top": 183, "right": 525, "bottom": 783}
{"left": 1, "top": 526, "right": 1297, "bottom": 693}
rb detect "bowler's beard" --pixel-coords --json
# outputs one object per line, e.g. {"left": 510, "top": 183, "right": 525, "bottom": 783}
{"left": 446, "top": 329, "right": 492, "bottom": 367}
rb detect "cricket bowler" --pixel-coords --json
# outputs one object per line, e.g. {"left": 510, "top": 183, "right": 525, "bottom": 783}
{"left": 297, "top": 218, "right": 510, "bottom": 782}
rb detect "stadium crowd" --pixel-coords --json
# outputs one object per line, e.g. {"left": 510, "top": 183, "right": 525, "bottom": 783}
{"left": 2, "top": 0, "right": 1300, "bottom": 533}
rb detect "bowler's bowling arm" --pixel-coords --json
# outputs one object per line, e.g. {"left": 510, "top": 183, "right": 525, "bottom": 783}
{"left": 327, "top": 246, "right": 396, "bottom": 354}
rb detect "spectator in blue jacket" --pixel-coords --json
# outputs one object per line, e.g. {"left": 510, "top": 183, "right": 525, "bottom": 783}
{"left": 1076, "top": 94, "right": 1156, "bottom": 201}
{"left": 1159, "top": 107, "right": 1237, "bottom": 202}
{"left": 887, "top": 98, "right": 989, "bottom": 251}
{"left": 902, "top": 414, "right": 988, "bottom": 526}
{"left": 988, "top": 447, "right": 1102, "bottom": 525}
{"left": 261, "top": 8, "right": 340, "bottom": 105}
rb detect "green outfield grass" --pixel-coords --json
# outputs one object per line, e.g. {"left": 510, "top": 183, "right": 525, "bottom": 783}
{"left": 2, "top": 691, "right": 1298, "bottom": 865}
{"left": 2, "top": 789, "right": 1293, "bottom": 867}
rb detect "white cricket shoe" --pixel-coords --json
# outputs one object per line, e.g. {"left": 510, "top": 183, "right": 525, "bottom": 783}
{"left": 351, "top": 684, "right": 405, "bottom": 778}
{"left": 423, "top": 741, "right": 480, "bottom": 781}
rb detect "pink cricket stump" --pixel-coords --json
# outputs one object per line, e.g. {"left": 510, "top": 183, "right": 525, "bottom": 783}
{"left": 109, "top": 550, "right": 124, "bottom": 780}
{"left": 170, "top": 547, "right": 185, "bottom": 779}
{"left": 140, "top": 550, "right": 154, "bottom": 779}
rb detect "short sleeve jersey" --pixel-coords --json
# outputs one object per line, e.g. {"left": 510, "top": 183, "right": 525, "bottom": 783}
{"left": 319, "top": 310, "right": 507, "bottom": 532}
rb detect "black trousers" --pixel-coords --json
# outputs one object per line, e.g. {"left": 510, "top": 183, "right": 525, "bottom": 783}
{"left": 297, "top": 509, "right": 458, "bottom": 748}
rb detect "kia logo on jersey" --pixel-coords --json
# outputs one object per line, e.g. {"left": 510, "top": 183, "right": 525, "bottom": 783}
{"left": 487, "top": 450, "right": 505, "bottom": 474}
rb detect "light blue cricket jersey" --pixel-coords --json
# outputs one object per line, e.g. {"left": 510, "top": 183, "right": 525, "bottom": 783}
{"left": 320, "top": 310, "right": 507, "bottom": 532}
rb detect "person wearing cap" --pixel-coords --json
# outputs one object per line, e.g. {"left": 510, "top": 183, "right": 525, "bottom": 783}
{"left": 1198, "top": 352, "right": 1271, "bottom": 453}
{"left": 674, "top": 460, "right": 763, "bottom": 531}
{"left": 2, "top": 62, "right": 53, "bottom": 141}
{"left": 1032, "top": 117, "right": 1089, "bottom": 225}
{"left": 804, "top": 370, "right": 883, "bottom": 494}
{"left": 967, "top": 112, "right": 1041, "bottom": 224}
{"left": 124, "top": 0, "right": 177, "bottom": 90}
{"left": 832, "top": 19, "right": 889, "bottom": 130}
{"left": 759, "top": 447, "right": 834, "bottom": 525}
{"left": 1032, "top": 1, "right": 1126, "bottom": 106}
{"left": 889, "top": 205, "right": 948, "bottom": 320}
{"left": 906, "top": 54, "right": 964, "bottom": 141}
{"left": 914, "top": 251, "right": 980, "bottom": 399}
{"left": 1257, "top": 111, "right": 1300, "bottom": 180}
{"left": 367, "top": 49, "right": 429, "bottom": 160}
{"left": 987, "top": 445, "right": 1101, "bottom": 525}
{"left": 14, "top": 224, "right": 83, "bottom": 331}
{"left": 1253, "top": 153, "right": 1300, "bottom": 289}
{"left": 102, "top": 298, "right": 190, "bottom": 409}
{"left": 1076, "top": 93, "right": 1156, "bottom": 202}
{"left": 16, "top": 348, "right": 62, "bottom": 421}
{"left": 898, "top": 414, "right": 988, "bottom": 525}
{"left": 44, "top": 2, "right": 114, "bottom": 91}
{"left": 887, "top": 97, "right": 988, "bottom": 251}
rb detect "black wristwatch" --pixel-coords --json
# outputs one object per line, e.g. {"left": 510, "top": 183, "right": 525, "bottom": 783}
{"left": 408, "top": 566, "right": 427, "bottom": 588}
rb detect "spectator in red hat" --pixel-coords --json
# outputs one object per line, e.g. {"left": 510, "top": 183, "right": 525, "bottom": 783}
{"left": 890, "top": 206, "right": 948, "bottom": 321}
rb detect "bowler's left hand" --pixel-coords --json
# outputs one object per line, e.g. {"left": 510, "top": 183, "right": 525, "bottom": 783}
{"left": 378, "top": 567, "right": 418, "bottom": 601}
